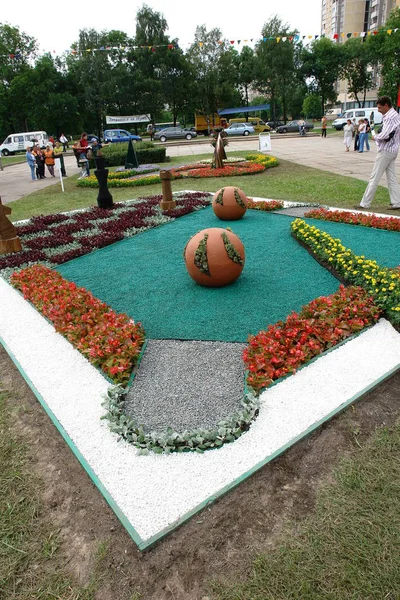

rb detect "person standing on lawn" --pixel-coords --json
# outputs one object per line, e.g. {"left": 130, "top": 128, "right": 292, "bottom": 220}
{"left": 357, "top": 95, "right": 400, "bottom": 210}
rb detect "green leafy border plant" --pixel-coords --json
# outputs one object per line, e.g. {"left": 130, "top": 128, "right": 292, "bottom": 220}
{"left": 214, "top": 189, "right": 224, "bottom": 205}
{"left": 234, "top": 188, "right": 246, "bottom": 209}
{"left": 102, "top": 385, "right": 259, "bottom": 454}
{"left": 221, "top": 232, "right": 244, "bottom": 266}
{"left": 194, "top": 233, "right": 210, "bottom": 275}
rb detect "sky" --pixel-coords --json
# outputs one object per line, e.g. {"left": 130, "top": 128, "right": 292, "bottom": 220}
{"left": 1, "top": 0, "right": 322, "bottom": 56}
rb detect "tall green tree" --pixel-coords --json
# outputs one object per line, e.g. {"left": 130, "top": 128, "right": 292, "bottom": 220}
{"left": 254, "top": 16, "right": 298, "bottom": 122}
{"left": 238, "top": 45, "right": 256, "bottom": 107}
{"left": 340, "top": 38, "right": 374, "bottom": 107}
{"left": 368, "top": 8, "right": 400, "bottom": 103}
{"left": 0, "top": 23, "right": 37, "bottom": 137}
{"left": 301, "top": 37, "right": 344, "bottom": 115}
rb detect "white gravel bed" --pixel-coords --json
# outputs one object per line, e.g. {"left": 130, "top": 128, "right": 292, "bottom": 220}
{"left": 1, "top": 275, "right": 400, "bottom": 548}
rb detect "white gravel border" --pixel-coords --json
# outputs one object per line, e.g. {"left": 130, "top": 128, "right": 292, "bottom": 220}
{"left": 1, "top": 261, "right": 400, "bottom": 547}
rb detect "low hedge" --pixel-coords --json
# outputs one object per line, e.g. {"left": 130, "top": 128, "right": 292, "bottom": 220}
{"left": 88, "top": 142, "right": 167, "bottom": 169}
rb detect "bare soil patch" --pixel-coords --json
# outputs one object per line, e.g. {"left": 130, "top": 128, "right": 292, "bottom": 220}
{"left": 1, "top": 344, "right": 399, "bottom": 600}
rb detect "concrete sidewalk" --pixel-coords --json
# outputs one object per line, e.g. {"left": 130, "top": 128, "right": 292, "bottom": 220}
{"left": 166, "top": 134, "right": 399, "bottom": 189}
{"left": 0, "top": 154, "right": 81, "bottom": 205}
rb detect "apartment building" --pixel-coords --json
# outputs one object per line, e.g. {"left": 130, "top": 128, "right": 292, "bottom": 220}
{"left": 321, "top": 0, "right": 399, "bottom": 108}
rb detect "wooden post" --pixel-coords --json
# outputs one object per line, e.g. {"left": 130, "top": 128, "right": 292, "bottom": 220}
{"left": 0, "top": 197, "right": 22, "bottom": 255}
{"left": 160, "top": 170, "right": 176, "bottom": 210}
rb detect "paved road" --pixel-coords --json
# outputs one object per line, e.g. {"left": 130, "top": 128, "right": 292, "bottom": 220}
{"left": 1, "top": 135, "right": 399, "bottom": 205}
{"left": 166, "top": 134, "right": 399, "bottom": 188}
{"left": 0, "top": 154, "right": 81, "bottom": 205}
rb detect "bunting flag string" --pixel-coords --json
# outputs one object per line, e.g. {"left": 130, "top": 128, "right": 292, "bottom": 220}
{"left": 2, "top": 27, "right": 398, "bottom": 59}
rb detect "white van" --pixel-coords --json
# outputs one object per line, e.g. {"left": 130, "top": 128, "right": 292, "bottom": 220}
{"left": 0, "top": 131, "right": 48, "bottom": 155}
{"left": 332, "top": 108, "right": 382, "bottom": 131}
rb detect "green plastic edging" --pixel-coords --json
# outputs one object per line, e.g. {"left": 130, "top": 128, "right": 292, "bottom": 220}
{"left": 1, "top": 329, "right": 399, "bottom": 552}
{"left": 0, "top": 333, "right": 145, "bottom": 550}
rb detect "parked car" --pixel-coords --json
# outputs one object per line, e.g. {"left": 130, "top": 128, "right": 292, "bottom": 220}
{"left": 276, "top": 121, "right": 314, "bottom": 133}
{"left": 103, "top": 129, "right": 142, "bottom": 143}
{"left": 266, "top": 120, "right": 285, "bottom": 130}
{"left": 224, "top": 123, "right": 255, "bottom": 136}
{"left": 153, "top": 127, "right": 197, "bottom": 142}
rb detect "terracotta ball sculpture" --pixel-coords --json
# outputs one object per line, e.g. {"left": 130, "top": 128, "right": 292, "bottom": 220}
{"left": 184, "top": 227, "right": 245, "bottom": 287}
{"left": 212, "top": 186, "right": 248, "bottom": 220}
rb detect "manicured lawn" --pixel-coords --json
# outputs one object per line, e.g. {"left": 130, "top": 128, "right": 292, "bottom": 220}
{"left": 8, "top": 151, "right": 391, "bottom": 222}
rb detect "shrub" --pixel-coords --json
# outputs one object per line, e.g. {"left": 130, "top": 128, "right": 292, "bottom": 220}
{"left": 88, "top": 142, "right": 167, "bottom": 169}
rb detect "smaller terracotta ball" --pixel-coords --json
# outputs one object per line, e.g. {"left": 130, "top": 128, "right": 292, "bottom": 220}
{"left": 184, "top": 227, "right": 245, "bottom": 287}
{"left": 212, "top": 186, "right": 248, "bottom": 220}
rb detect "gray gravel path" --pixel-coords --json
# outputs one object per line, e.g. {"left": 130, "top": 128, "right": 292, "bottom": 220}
{"left": 125, "top": 339, "right": 247, "bottom": 433}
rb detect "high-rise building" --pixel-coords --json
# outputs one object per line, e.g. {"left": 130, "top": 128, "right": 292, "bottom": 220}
{"left": 321, "top": 0, "right": 399, "bottom": 109}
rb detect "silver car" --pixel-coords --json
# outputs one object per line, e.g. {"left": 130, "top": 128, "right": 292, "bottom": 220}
{"left": 224, "top": 123, "right": 255, "bottom": 136}
{"left": 154, "top": 127, "right": 197, "bottom": 142}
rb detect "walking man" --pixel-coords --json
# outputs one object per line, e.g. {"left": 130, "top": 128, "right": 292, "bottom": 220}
{"left": 356, "top": 96, "right": 400, "bottom": 210}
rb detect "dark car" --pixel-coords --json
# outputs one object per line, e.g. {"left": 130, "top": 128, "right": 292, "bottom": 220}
{"left": 266, "top": 120, "right": 285, "bottom": 130}
{"left": 153, "top": 127, "right": 197, "bottom": 142}
{"left": 276, "top": 120, "right": 314, "bottom": 133}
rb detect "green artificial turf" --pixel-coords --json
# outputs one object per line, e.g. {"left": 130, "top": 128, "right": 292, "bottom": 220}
{"left": 58, "top": 208, "right": 341, "bottom": 342}
{"left": 58, "top": 208, "right": 400, "bottom": 341}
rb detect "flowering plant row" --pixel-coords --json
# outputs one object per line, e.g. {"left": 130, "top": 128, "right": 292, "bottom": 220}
{"left": 244, "top": 285, "right": 381, "bottom": 394}
{"left": 247, "top": 199, "right": 284, "bottom": 211}
{"left": 77, "top": 173, "right": 162, "bottom": 188}
{"left": 245, "top": 153, "right": 279, "bottom": 168}
{"left": 170, "top": 162, "right": 266, "bottom": 178}
{"left": 10, "top": 265, "right": 145, "bottom": 385}
{"left": 0, "top": 193, "right": 211, "bottom": 274}
{"left": 304, "top": 207, "right": 400, "bottom": 232}
{"left": 291, "top": 218, "right": 400, "bottom": 324}
{"left": 107, "top": 166, "right": 158, "bottom": 179}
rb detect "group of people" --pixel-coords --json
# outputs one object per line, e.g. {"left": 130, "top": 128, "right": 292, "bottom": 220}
{"left": 343, "top": 118, "right": 372, "bottom": 152}
{"left": 72, "top": 133, "right": 109, "bottom": 179}
{"left": 25, "top": 140, "right": 68, "bottom": 182}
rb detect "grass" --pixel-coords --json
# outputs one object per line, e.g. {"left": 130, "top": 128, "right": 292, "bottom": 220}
{"left": 0, "top": 389, "right": 140, "bottom": 599}
{"left": 211, "top": 423, "right": 400, "bottom": 600}
{"left": 8, "top": 151, "right": 391, "bottom": 222}
{"left": 1, "top": 155, "right": 26, "bottom": 167}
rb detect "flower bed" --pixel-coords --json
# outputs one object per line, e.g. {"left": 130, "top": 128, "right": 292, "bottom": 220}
{"left": 304, "top": 207, "right": 400, "bottom": 232}
{"left": 0, "top": 193, "right": 211, "bottom": 274}
{"left": 77, "top": 154, "right": 278, "bottom": 188}
{"left": 10, "top": 265, "right": 145, "bottom": 385}
{"left": 170, "top": 162, "right": 266, "bottom": 178}
{"left": 291, "top": 218, "right": 400, "bottom": 325}
{"left": 244, "top": 285, "right": 381, "bottom": 394}
{"left": 247, "top": 199, "right": 284, "bottom": 211}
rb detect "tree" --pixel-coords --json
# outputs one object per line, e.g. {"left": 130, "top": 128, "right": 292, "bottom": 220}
{"left": 186, "top": 26, "right": 238, "bottom": 131}
{"left": 238, "top": 46, "right": 256, "bottom": 107}
{"left": 368, "top": 8, "right": 400, "bottom": 103}
{"left": 301, "top": 37, "right": 344, "bottom": 115}
{"left": 302, "top": 94, "right": 323, "bottom": 119}
{"left": 254, "top": 16, "right": 299, "bottom": 122}
{"left": 340, "top": 38, "right": 374, "bottom": 107}
{"left": 0, "top": 23, "right": 37, "bottom": 137}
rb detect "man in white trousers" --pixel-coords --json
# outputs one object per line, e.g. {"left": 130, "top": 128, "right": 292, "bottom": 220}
{"left": 356, "top": 95, "right": 400, "bottom": 210}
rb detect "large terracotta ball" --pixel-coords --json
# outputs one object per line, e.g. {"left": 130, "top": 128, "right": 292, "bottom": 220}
{"left": 212, "top": 186, "right": 248, "bottom": 220}
{"left": 184, "top": 227, "right": 245, "bottom": 287}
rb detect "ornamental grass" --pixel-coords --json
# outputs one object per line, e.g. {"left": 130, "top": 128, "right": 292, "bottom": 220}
{"left": 244, "top": 285, "right": 381, "bottom": 394}
{"left": 10, "top": 264, "right": 145, "bottom": 384}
